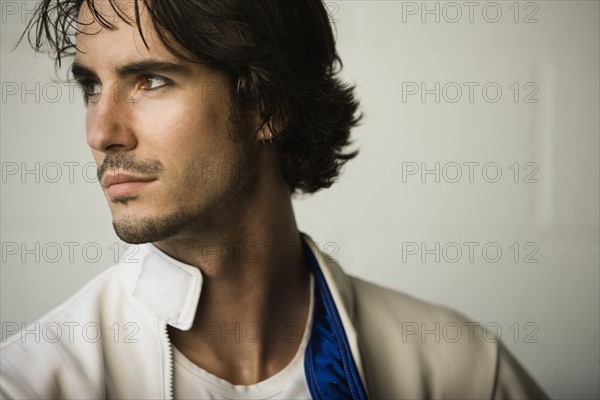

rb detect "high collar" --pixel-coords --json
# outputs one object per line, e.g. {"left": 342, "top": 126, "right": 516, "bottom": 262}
{"left": 132, "top": 243, "right": 203, "bottom": 330}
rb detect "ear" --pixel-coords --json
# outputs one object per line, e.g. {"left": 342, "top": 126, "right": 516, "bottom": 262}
{"left": 255, "top": 116, "right": 286, "bottom": 144}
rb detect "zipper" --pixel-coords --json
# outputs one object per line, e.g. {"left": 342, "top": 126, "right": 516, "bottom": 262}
{"left": 162, "top": 322, "right": 174, "bottom": 399}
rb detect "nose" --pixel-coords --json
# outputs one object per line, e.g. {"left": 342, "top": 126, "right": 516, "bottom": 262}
{"left": 86, "top": 82, "right": 137, "bottom": 153}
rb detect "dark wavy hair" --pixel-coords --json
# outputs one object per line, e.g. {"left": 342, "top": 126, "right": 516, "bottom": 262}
{"left": 19, "top": 0, "right": 361, "bottom": 194}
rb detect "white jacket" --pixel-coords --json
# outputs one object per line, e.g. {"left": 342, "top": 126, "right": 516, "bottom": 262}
{"left": 0, "top": 233, "right": 547, "bottom": 399}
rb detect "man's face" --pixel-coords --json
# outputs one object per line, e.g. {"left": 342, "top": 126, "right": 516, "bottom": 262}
{"left": 73, "top": 1, "right": 260, "bottom": 244}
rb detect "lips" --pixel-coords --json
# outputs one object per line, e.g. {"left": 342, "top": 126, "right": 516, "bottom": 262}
{"left": 102, "top": 171, "right": 156, "bottom": 197}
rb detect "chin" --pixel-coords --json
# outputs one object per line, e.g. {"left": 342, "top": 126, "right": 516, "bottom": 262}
{"left": 112, "top": 210, "right": 192, "bottom": 245}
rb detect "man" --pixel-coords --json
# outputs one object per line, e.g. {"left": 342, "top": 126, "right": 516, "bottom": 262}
{"left": 1, "top": 0, "right": 548, "bottom": 398}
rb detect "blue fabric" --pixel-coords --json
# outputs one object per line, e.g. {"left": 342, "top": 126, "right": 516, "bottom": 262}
{"left": 302, "top": 240, "right": 369, "bottom": 400}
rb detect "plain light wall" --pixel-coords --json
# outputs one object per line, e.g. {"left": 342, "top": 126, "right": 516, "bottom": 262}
{"left": 1, "top": 1, "right": 599, "bottom": 398}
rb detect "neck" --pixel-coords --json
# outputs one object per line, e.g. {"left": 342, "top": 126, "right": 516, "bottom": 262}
{"left": 156, "top": 156, "right": 312, "bottom": 385}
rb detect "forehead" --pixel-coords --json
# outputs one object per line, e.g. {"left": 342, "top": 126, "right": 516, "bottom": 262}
{"left": 77, "top": 0, "right": 138, "bottom": 24}
{"left": 74, "top": 0, "right": 176, "bottom": 66}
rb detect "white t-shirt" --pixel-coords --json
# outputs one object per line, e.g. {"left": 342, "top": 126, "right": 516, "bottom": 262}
{"left": 172, "top": 275, "right": 314, "bottom": 399}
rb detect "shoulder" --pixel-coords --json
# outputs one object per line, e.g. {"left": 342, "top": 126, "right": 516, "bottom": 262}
{"left": 350, "top": 275, "right": 477, "bottom": 327}
{"left": 349, "top": 275, "right": 499, "bottom": 360}
{"left": 348, "top": 276, "right": 548, "bottom": 399}
{"left": 2, "top": 260, "right": 138, "bottom": 346}
{"left": 1, "top": 262, "right": 127, "bottom": 344}
{"left": 0, "top": 261, "right": 141, "bottom": 399}
{"left": 352, "top": 277, "right": 496, "bottom": 398}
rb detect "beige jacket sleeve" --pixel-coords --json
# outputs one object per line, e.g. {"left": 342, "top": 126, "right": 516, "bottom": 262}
{"left": 493, "top": 342, "right": 549, "bottom": 399}
{"left": 348, "top": 277, "right": 549, "bottom": 399}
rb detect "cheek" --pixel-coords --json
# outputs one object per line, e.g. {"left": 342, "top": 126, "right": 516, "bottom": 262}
{"left": 139, "top": 94, "right": 223, "bottom": 140}
{"left": 134, "top": 100, "right": 231, "bottom": 175}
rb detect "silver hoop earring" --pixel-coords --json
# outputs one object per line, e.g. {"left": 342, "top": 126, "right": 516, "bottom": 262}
{"left": 260, "top": 128, "right": 273, "bottom": 144}
{"left": 260, "top": 129, "right": 266, "bottom": 145}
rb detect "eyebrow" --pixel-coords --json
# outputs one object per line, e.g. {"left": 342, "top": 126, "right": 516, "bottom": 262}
{"left": 70, "top": 59, "right": 195, "bottom": 81}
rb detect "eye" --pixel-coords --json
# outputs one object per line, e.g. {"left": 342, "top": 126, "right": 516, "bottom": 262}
{"left": 75, "top": 80, "right": 102, "bottom": 103}
{"left": 141, "top": 75, "right": 170, "bottom": 90}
